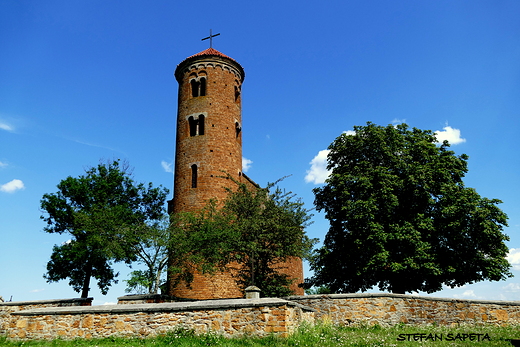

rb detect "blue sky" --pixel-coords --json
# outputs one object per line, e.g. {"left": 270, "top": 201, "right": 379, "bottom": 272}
{"left": 1, "top": 1, "right": 520, "bottom": 305}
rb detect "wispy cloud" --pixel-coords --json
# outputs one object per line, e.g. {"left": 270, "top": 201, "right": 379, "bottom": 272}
{"left": 0, "top": 179, "right": 25, "bottom": 193}
{"left": 161, "top": 160, "right": 173, "bottom": 173}
{"left": 0, "top": 161, "right": 8, "bottom": 168}
{"left": 435, "top": 125, "right": 466, "bottom": 145}
{"left": 305, "top": 149, "right": 330, "bottom": 184}
{"left": 73, "top": 139, "right": 125, "bottom": 154}
{"left": 30, "top": 288, "right": 45, "bottom": 293}
{"left": 242, "top": 157, "right": 253, "bottom": 173}
{"left": 503, "top": 283, "right": 520, "bottom": 292}
{"left": 0, "top": 121, "right": 14, "bottom": 132}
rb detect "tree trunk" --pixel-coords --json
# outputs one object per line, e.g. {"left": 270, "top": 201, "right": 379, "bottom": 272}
{"left": 81, "top": 260, "right": 92, "bottom": 298}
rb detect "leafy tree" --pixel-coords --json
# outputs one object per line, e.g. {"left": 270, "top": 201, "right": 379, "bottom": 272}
{"left": 41, "top": 160, "right": 168, "bottom": 298}
{"left": 123, "top": 218, "right": 170, "bottom": 295}
{"left": 169, "top": 179, "right": 316, "bottom": 297}
{"left": 222, "top": 180, "right": 315, "bottom": 297}
{"left": 308, "top": 122, "right": 511, "bottom": 294}
{"left": 168, "top": 200, "right": 238, "bottom": 290}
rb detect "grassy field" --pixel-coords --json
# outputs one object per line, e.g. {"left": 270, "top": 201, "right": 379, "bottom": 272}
{"left": 2, "top": 323, "right": 520, "bottom": 346}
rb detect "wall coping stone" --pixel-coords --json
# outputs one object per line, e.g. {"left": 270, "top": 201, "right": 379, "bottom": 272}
{"left": 13, "top": 297, "right": 316, "bottom": 316}
{"left": 285, "top": 292, "right": 520, "bottom": 306}
{"left": 117, "top": 294, "right": 175, "bottom": 302}
{"left": 0, "top": 298, "right": 92, "bottom": 307}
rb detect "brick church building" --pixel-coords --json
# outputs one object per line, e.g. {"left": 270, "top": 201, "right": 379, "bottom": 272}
{"left": 167, "top": 47, "right": 304, "bottom": 299}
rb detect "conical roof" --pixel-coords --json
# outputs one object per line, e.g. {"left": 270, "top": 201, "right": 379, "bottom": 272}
{"left": 175, "top": 48, "right": 244, "bottom": 82}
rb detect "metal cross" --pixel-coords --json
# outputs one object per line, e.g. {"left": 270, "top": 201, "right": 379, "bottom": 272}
{"left": 201, "top": 29, "right": 220, "bottom": 48}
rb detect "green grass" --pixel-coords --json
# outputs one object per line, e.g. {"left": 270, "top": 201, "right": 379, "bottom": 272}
{"left": 2, "top": 323, "right": 520, "bottom": 346}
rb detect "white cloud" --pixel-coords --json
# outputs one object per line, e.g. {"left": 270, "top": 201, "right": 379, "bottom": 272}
{"left": 343, "top": 130, "right": 356, "bottom": 136}
{"left": 457, "top": 290, "right": 477, "bottom": 298}
{"left": 242, "top": 157, "right": 253, "bottom": 173}
{"left": 0, "top": 161, "right": 7, "bottom": 168}
{"left": 434, "top": 126, "right": 466, "bottom": 145}
{"left": 161, "top": 160, "right": 173, "bottom": 173}
{"left": 305, "top": 149, "right": 331, "bottom": 184}
{"left": 507, "top": 248, "right": 520, "bottom": 270}
{"left": 0, "top": 121, "right": 14, "bottom": 132}
{"left": 0, "top": 179, "right": 25, "bottom": 193}
{"left": 30, "top": 288, "right": 45, "bottom": 293}
{"left": 392, "top": 118, "right": 406, "bottom": 125}
{"left": 503, "top": 283, "right": 520, "bottom": 292}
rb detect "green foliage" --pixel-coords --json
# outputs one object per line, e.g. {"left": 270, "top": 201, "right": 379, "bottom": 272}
{"left": 222, "top": 179, "right": 315, "bottom": 297}
{"left": 168, "top": 200, "right": 237, "bottom": 289}
{"left": 41, "top": 160, "right": 169, "bottom": 297}
{"left": 305, "top": 286, "right": 332, "bottom": 295}
{"left": 169, "top": 178, "right": 316, "bottom": 297}
{"left": 309, "top": 122, "right": 511, "bottom": 294}
{"left": 123, "top": 217, "right": 170, "bottom": 294}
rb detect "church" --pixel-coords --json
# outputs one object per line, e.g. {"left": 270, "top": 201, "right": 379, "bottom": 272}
{"left": 167, "top": 45, "right": 304, "bottom": 299}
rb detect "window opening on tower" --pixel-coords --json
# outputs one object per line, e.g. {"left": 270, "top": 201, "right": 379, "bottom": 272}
{"left": 188, "top": 116, "right": 197, "bottom": 136}
{"left": 191, "top": 80, "right": 200, "bottom": 97}
{"left": 190, "top": 73, "right": 207, "bottom": 98}
{"left": 235, "top": 122, "right": 241, "bottom": 139}
{"left": 199, "top": 115, "right": 205, "bottom": 135}
{"left": 200, "top": 77, "right": 206, "bottom": 96}
{"left": 191, "top": 164, "right": 198, "bottom": 188}
{"left": 234, "top": 84, "right": 241, "bottom": 102}
{"left": 188, "top": 115, "right": 205, "bottom": 137}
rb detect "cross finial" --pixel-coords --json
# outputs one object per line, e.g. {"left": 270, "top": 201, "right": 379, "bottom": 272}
{"left": 202, "top": 29, "right": 220, "bottom": 48}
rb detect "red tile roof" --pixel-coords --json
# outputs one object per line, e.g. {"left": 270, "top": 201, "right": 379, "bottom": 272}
{"left": 187, "top": 48, "right": 235, "bottom": 61}
{"left": 176, "top": 48, "right": 244, "bottom": 82}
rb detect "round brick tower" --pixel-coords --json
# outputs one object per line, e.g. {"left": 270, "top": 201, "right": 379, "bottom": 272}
{"left": 170, "top": 48, "right": 245, "bottom": 214}
{"left": 167, "top": 48, "right": 304, "bottom": 299}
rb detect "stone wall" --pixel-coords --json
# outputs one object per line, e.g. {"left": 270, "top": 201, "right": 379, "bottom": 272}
{"left": 4, "top": 298, "right": 314, "bottom": 340}
{"left": 286, "top": 293, "right": 520, "bottom": 326}
{"left": 0, "top": 298, "right": 92, "bottom": 337}
{"left": 5, "top": 294, "right": 520, "bottom": 341}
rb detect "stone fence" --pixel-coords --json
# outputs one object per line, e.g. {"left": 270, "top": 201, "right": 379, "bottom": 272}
{"left": 3, "top": 293, "right": 520, "bottom": 340}
{"left": 286, "top": 293, "right": 520, "bottom": 326}
{"left": 1, "top": 298, "right": 314, "bottom": 340}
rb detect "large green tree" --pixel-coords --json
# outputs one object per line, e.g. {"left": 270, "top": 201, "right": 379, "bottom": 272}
{"left": 308, "top": 123, "right": 511, "bottom": 294}
{"left": 124, "top": 216, "right": 170, "bottom": 295}
{"left": 41, "top": 160, "right": 168, "bottom": 298}
{"left": 169, "top": 179, "right": 316, "bottom": 297}
{"left": 222, "top": 180, "right": 315, "bottom": 297}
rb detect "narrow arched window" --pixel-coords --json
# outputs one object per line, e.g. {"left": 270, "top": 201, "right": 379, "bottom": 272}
{"left": 191, "top": 164, "right": 198, "bottom": 188}
{"left": 235, "top": 122, "right": 241, "bottom": 138}
{"left": 188, "top": 116, "right": 197, "bottom": 137}
{"left": 191, "top": 80, "right": 200, "bottom": 97}
{"left": 234, "top": 85, "right": 240, "bottom": 102}
{"left": 199, "top": 115, "right": 205, "bottom": 135}
{"left": 199, "top": 78, "right": 206, "bottom": 96}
